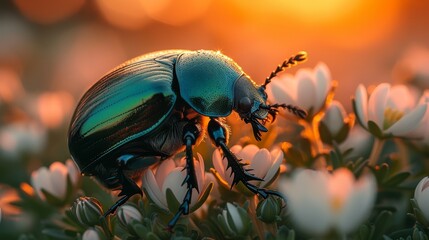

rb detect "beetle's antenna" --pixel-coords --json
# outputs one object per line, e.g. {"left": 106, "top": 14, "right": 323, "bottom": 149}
{"left": 261, "top": 51, "right": 308, "bottom": 90}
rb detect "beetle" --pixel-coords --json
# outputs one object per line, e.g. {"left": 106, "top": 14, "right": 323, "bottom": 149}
{"left": 68, "top": 49, "right": 307, "bottom": 229}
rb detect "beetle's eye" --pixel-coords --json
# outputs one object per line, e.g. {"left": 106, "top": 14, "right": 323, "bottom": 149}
{"left": 238, "top": 97, "right": 252, "bottom": 113}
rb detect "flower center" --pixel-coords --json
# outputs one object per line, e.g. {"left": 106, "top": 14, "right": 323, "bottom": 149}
{"left": 383, "top": 108, "right": 404, "bottom": 130}
{"left": 330, "top": 196, "right": 344, "bottom": 213}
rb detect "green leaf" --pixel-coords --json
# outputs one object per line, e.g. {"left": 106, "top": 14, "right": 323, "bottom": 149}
{"left": 281, "top": 142, "right": 309, "bottom": 167}
{"left": 330, "top": 149, "right": 342, "bottom": 169}
{"left": 336, "top": 122, "right": 350, "bottom": 144}
{"left": 318, "top": 121, "right": 333, "bottom": 145}
{"left": 359, "top": 224, "right": 371, "bottom": 240}
{"left": 146, "top": 232, "right": 162, "bottom": 240}
{"left": 41, "top": 228, "right": 76, "bottom": 240}
{"left": 413, "top": 205, "right": 429, "bottom": 227}
{"left": 166, "top": 188, "right": 181, "bottom": 213}
{"left": 131, "top": 223, "right": 150, "bottom": 239}
{"left": 367, "top": 121, "right": 384, "bottom": 139}
{"left": 383, "top": 172, "right": 410, "bottom": 187}
{"left": 373, "top": 210, "right": 393, "bottom": 240}
{"left": 190, "top": 182, "right": 214, "bottom": 212}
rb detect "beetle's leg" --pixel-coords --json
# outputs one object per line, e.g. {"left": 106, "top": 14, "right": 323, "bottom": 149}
{"left": 208, "top": 118, "right": 283, "bottom": 199}
{"left": 103, "top": 169, "right": 142, "bottom": 217}
{"left": 167, "top": 123, "right": 200, "bottom": 230}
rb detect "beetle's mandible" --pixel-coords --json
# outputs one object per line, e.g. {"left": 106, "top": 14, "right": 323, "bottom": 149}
{"left": 68, "top": 49, "right": 307, "bottom": 229}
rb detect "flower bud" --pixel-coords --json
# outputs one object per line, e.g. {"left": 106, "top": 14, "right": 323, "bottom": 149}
{"left": 414, "top": 177, "right": 429, "bottom": 226}
{"left": 256, "top": 197, "right": 281, "bottom": 223}
{"left": 82, "top": 227, "right": 107, "bottom": 240}
{"left": 217, "top": 202, "right": 252, "bottom": 237}
{"left": 117, "top": 204, "right": 143, "bottom": 228}
{"left": 319, "top": 100, "right": 351, "bottom": 144}
{"left": 71, "top": 197, "right": 103, "bottom": 227}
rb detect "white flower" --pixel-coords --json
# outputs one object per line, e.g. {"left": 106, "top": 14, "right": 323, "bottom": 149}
{"left": 30, "top": 159, "right": 79, "bottom": 202}
{"left": 142, "top": 153, "right": 210, "bottom": 213}
{"left": 321, "top": 101, "right": 348, "bottom": 135}
{"left": 414, "top": 176, "right": 429, "bottom": 223}
{"left": 279, "top": 168, "right": 376, "bottom": 236}
{"left": 0, "top": 122, "right": 47, "bottom": 160}
{"left": 266, "top": 62, "right": 332, "bottom": 117}
{"left": 212, "top": 144, "right": 283, "bottom": 190}
{"left": 354, "top": 83, "right": 427, "bottom": 138}
{"left": 393, "top": 46, "right": 429, "bottom": 88}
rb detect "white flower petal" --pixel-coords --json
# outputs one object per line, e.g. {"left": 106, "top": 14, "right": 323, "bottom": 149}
{"left": 387, "top": 85, "right": 416, "bottom": 111}
{"left": 336, "top": 173, "right": 376, "bottom": 234}
{"left": 194, "top": 153, "right": 205, "bottom": 191}
{"left": 354, "top": 85, "right": 369, "bottom": 128}
{"left": 368, "top": 83, "right": 389, "bottom": 128}
{"left": 212, "top": 149, "right": 226, "bottom": 177}
{"left": 236, "top": 144, "right": 256, "bottom": 161}
{"left": 31, "top": 167, "right": 50, "bottom": 199}
{"left": 49, "top": 162, "right": 68, "bottom": 199}
{"left": 248, "top": 149, "right": 271, "bottom": 183}
{"left": 226, "top": 203, "right": 244, "bottom": 231}
{"left": 417, "top": 189, "right": 429, "bottom": 223}
{"left": 281, "top": 169, "right": 332, "bottom": 235}
{"left": 296, "top": 71, "right": 316, "bottom": 110}
{"left": 261, "top": 149, "right": 283, "bottom": 188}
{"left": 155, "top": 159, "right": 176, "bottom": 187}
{"left": 212, "top": 149, "right": 233, "bottom": 186}
{"left": 323, "top": 101, "right": 347, "bottom": 135}
{"left": 267, "top": 76, "right": 296, "bottom": 106}
{"left": 314, "top": 62, "right": 331, "bottom": 111}
{"left": 415, "top": 177, "right": 429, "bottom": 222}
{"left": 386, "top": 103, "right": 427, "bottom": 136}
{"left": 162, "top": 169, "right": 189, "bottom": 206}
{"left": 143, "top": 169, "right": 167, "bottom": 210}
{"left": 66, "top": 159, "right": 79, "bottom": 185}
{"left": 414, "top": 177, "right": 428, "bottom": 201}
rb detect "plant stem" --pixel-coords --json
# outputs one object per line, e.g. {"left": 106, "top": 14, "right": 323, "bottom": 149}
{"left": 394, "top": 138, "right": 410, "bottom": 171}
{"left": 249, "top": 195, "right": 264, "bottom": 240}
{"left": 368, "top": 138, "right": 385, "bottom": 167}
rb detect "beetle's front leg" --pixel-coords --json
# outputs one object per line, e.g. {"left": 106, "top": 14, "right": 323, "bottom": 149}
{"left": 167, "top": 122, "right": 200, "bottom": 230}
{"left": 208, "top": 118, "right": 282, "bottom": 199}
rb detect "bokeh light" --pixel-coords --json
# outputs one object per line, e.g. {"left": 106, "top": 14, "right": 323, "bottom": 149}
{"left": 95, "top": 0, "right": 150, "bottom": 30}
{"left": 141, "top": 0, "right": 212, "bottom": 26}
{"left": 13, "top": 0, "right": 85, "bottom": 24}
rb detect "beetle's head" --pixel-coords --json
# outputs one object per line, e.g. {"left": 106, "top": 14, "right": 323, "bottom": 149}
{"left": 234, "top": 75, "right": 274, "bottom": 141}
{"left": 234, "top": 52, "right": 309, "bottom": 141}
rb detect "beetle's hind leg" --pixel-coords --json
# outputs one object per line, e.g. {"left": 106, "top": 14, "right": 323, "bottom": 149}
{"left": 208, "top": 118, "right": 284, "bottom": 199}
{"left": 103, "top": 154, "right": 160, "bottom": 217}
{"left": 103, "top": 169, "right": 142, "bottom": 217}
{"left": 167, "top": 122, "right": 201, "bottom": 231}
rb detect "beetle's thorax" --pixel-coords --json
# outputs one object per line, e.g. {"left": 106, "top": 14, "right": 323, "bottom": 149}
{"left": 175, "top": 50, "right": 243, "bottom": 117}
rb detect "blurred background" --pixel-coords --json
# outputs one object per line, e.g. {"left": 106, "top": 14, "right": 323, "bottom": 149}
{"left": 0, "top": 0, "right": 428, "bottom": 237}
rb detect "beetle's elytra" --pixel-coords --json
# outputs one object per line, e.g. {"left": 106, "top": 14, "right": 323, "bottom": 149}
{"left": 68, "top": 49, "right": 307, "bottom": 229}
